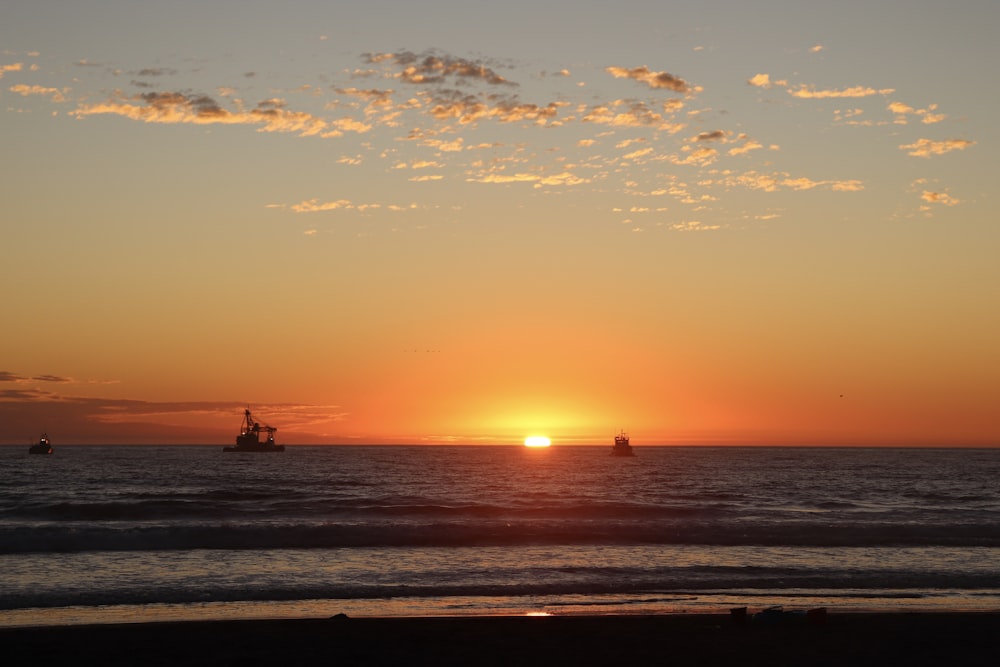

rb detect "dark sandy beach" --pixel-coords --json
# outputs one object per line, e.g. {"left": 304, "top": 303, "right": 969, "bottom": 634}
{"left": 4, "top": 612, "right": 999, "bottom": 666}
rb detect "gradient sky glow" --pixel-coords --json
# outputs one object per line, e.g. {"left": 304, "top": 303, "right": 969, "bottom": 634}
{"left": 2, "top": 1, "right": 997, "bottom": 445}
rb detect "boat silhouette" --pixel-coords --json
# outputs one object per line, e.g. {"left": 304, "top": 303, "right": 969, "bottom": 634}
{"left": 223, "top": 408, "right": 284, "bottom": 452}
{"left": 611, "top": 429, "right": 634, "bottom": 457}
{"left": 29, "top": 433, "right": 53, "bottom": 455}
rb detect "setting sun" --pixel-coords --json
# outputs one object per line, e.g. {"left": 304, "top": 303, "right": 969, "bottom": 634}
{"left": 524, "top": 436, "right": 551, "bottom": 448}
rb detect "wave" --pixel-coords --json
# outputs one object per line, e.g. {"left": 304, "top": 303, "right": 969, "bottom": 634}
{"left": 4, "top": 518, "right": 1000, "bottom": 554}
{"left": 4, "top": 560, "right": 1000, "bottom": 611}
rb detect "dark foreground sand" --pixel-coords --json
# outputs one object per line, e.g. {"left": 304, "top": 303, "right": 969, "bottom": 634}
{"left": 4, "top": 612, "right": 999, "bottom": 666}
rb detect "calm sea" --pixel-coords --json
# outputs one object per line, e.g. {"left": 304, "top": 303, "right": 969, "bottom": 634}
{"left": 2, "top": 445, "right": 999, "bottom": 626}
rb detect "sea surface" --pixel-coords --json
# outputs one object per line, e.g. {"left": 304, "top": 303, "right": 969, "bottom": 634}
{"left": 2, "top": 445, "right": 1000, "bottom": 626}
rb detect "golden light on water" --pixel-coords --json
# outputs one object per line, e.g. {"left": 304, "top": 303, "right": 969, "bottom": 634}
{"left": 524, "top": 436, "right": 551, "bottom": 448}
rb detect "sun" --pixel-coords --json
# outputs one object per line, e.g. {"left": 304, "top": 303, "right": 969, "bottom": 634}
{"left": 524, "top": 436, "right": 551, "bottom": 448}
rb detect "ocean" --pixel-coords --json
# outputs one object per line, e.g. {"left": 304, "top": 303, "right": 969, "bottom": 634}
{"left": 2, "top": 445, "right": 999, "bottom": 626}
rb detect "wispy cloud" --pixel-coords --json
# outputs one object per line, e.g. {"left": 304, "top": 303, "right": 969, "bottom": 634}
{"left": 900, "top": 138, "right": 974, "bottom": 158}
{"left": 0, "top": 391, "right": 349, "bottom": 444}
{"left": 8, "top": 83, "right": 69, "bottom": 103}
{"left": 788, "top": 85, "right": 895, "bottom": 99}
{"left": 290, "top": 198, "right": 418, "bottom": 213}
{"left": 32, "top": 374, "right": 73, "bottom": 383}
{"left": 0, "top": 62, "right": 23, "bottom": 78}
{"left": 749, "top": 74, "right": 894, "bottom": 100}
{"left": 70, "top": 91, "right": 366, "bottom": 138}
{"left": 467, "top": 170, "right": 589, "bottom": 187}
{"left": 715, "top": 171, "right": 864, "bottom": 193}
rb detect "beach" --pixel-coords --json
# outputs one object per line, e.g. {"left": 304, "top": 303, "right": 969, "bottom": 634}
{"left": 5, "top": 612, "right": 999, "bottom": 666}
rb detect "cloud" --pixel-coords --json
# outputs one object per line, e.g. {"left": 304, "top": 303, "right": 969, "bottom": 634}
{"left": 921, "top": 190, "right": 960, "bottom": 206}
{"left": 467, "top": 170, "right": 589, "bottom": 187}
{"left": 672, "top": 145, "right": 719, "bottom": 167}
{"left": 810, "top": 45, "right": 825, "bottom": 53}
{"left": 8, "top": 84, "right": 69, "bottom": 103}
{"left": 32, "top": 374, "right": 73, "bottom": 383}
{"left": 0, "top": 392, "right": 349, "bottom": 444}
{"left": 789, "top": 85, "right": 895, "bottom": 99}
{"left": 605, "top": 65, "right": 691, "bottom": 93}
{"left": 888, "top": 100, "right": 946, "bottom": 125}
{"left": 728, "top": 137, "right": 763, "bottom": 156}
{"left": 134, "top": 67, "right": 178, "bottom": 77}
{"left": 427, "top": 93, "right": 562, "bottom": 125}
{"left": 717, "top": 170, "right": 864, "bottom": 193}
{"left": 0, "top": 62, "right": 23, "bottom": 78}
{"left": 1, "top": 371, "right": 75, "bottom": 383}
{"left": 582, "top": 100, "right": 685, "bottom": 130}
{"left": 71, "top": 90, "right": 366, "bottom": 138}
{"left": 899, "top": 138, "right": 974, "bottom": 158}
{"left": 367, "top": 51, "right": 515, "bottom": 87}
{"left": 747, "top": 73, "right": 787, "bottom": 89}
{"left": 291, "top": 198, "right": 418, "bottom": 213}
{"left": 692, "top": 130, "right": 726, "bottom": 142}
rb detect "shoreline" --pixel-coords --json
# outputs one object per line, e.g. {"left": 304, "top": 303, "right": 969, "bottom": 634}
{"left": 4, "top": 612, "right": 999, "bottom": 666}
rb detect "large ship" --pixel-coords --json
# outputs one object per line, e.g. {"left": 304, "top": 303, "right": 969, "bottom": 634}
{"left": 611, "top": 429, "right": 634, "bottom": 457}
{"left": 29, "top": 433, "right": 53, "bottom": 455}
{"left": 223, "top": 408, "right": 284, "bottom": 452}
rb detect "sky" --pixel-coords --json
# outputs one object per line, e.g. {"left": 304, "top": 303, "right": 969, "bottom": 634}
{"left": 2, "top": 0, "right": 997, "bottom": 446}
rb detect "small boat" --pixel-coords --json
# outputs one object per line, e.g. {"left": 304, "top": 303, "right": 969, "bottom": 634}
{"left": 29, "top": 433, "right": 53, "bottom": 455}
{"left": 611, "top": 429, "right": 634, "bottom": 457}
{"left": 223, "top": 408, "right": 285, "bottom": 452}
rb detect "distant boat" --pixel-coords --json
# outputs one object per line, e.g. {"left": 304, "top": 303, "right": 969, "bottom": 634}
{"left": 29, "top": 433, "right": 53, "bottom": 455}
{"left": 223, "top": 408, "right": 285, "bottom": 452}
{"left": 611, "top": 429, "right": 634, "bottom": 457}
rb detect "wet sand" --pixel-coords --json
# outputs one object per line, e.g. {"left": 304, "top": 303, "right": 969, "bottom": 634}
{"left": 4, "top": 612, "right": 999, "bottom": 666}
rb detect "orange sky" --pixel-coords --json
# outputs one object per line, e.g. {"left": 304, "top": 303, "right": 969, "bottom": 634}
{"left": 2, "top": 2, "right": 997, "bottom": 446}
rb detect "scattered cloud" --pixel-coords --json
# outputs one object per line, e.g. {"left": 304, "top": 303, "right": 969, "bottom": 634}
{"left": 888, "top": 100, "right": 946, "bottom": 125}
{"left": 0, "top": 62, "right": 23, "bottom": 78}
{"left": 291, "top": 198, "right": 417, "bottom": 213}
{"left": 366, "top": 50, "right": 515, "bottom": 87}
{"left": 605, "top": 65, "right": 692, "bottom": 93}
{"left": 715, "top": 170, "right": 864, "bottom": 193}
{"left": 0, "top": 371, "right": 27, "bottom": 382}
{"left": 747, "top": 73, "right": 787, "bottom": 89}
{"left": 70, "top": 90, "right": 361, "bottom": 138}
{"left": 692, "top": 130, "right": 726, "bottom": 142}
{"left": 788, "top": 85, "right": 894, "bottom": 99}
{"left": 921, "top": 190, "right": 960, "bottom": 206}
{"left": 8, "top": 83, "right": 69, "bottom": 103}
{"left": 467, "top": 170, "right": 589, "bottom": 187}
{"left": 6, "top": 47, "right": 972, "bottom": 228}
{"left": 900, "top": 138, "right": 974, "bottom": 158}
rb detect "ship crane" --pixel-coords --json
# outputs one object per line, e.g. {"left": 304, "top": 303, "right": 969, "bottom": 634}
{"left": 241, "top": 407, "right": 277, "bottom": 440}
{"left": 224, "top": 407, "right": 284, "bottom": 452}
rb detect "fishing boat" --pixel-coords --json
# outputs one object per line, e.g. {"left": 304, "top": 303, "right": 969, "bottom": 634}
{"left": 223, "top": 408, "right": 284, "bottom": 452}
{"left": 29, "top": 433, "right": 53, "bottom": 455}
{"left": 611, "top": 429, "right": 634, "bottom": 457}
